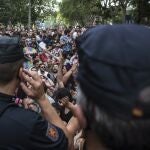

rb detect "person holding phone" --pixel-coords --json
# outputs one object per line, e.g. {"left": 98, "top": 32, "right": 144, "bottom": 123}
{"left": 0, "top": 36, "right": 71, "bottom": 149}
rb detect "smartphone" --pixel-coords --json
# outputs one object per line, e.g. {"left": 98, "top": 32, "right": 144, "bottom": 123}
{"left": 23, "top": 60, "right": 33, "bottom": 70}
{"left": 23, "top": 61, "right": 30, "bottom": 70}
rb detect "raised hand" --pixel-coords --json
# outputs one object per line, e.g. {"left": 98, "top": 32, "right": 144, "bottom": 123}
{"left": 20, "top": 69, "right": 45, "bottom": 102}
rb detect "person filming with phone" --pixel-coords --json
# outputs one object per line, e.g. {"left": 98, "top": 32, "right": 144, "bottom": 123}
{"left": 0, "top": 36, "right": 71, "bottom": 149}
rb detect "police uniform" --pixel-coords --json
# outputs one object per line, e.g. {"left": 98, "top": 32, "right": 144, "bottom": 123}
{"left": 0, "top": 37, "right": 68, "bottom": 150}
{"left": 77, "top": 24, "right": 150, "bottom": 150}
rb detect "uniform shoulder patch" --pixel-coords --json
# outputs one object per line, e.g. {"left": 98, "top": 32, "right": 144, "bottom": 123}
{"left": 46, "top": 123, "right": 59, "bottom": 142}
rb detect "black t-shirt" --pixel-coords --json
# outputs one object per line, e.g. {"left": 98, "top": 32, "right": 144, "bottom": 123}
{"left": 0, "top": 93, "right": 68, "bottom": 150}
{"left": 60, "top": 110, "right": 73, "bottom": 123}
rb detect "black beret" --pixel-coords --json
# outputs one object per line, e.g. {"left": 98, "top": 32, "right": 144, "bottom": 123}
{"left": 77, "top": 24, "right": 150, "bottom": 120}
{"left": 0, "top": 36, "right": 24, "bottom": 63}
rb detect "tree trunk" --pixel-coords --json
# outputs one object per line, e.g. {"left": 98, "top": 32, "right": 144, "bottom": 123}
{"left": 28, "top": 0, "right": 32, "bottom": 29}
{"left": 137, "top": 0, "right": 141, "bottom": 24}
{"left": 122, "top": 7, "right": 126, "bottom": 23}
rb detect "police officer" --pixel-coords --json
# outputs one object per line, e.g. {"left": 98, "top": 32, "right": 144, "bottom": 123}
{"left": 0, "top": 36, "right": 70, "bottom": 149}
{"left": 76, "top": 25, "right": 150, "bottom": 150}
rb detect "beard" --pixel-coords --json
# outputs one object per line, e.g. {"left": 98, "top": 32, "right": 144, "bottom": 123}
{"left": 40, "top": 69, "right": 45, "bottom": 74}
{"left": 53, "top": 69, "right": 58, "bottom": 73}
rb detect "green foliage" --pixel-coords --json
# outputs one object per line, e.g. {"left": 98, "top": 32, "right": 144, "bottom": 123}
{"left": 1, "top": 0, "right": 150, "bottom": 26}
{"left": 59, "top": 0, "right": 123, "bottom": 25}
{"left": 132, "top": 0, "right": 150, "bottom": 24}
{"left": 59, "top": 0, "right": 150, "bottom": 26}
{"left": 0, "top": 0, "right": 57, "bottom": 25}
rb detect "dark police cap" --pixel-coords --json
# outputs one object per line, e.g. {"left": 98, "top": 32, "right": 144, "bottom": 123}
{"left": 0, "top": 36, "right": 24, "bottom": 64}
{"left": 77, "top": 24, "right": 150, "bottom": 120}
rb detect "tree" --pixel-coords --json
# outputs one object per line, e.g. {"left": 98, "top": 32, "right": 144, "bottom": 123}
{"left": 132, "top": 0, "right": 150, "bottom": 24}
{"left": 59, "top": 0, "right": 123, "bottom": 25}
{"left": 60, "top": 0, "right": 150, "bottom": 25}
{"left": 0, "top": 0, "right": 57, "bottom": 26}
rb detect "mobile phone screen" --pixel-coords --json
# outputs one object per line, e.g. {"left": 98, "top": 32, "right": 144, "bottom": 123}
{"left": 23, "top": 61, "right": 33, "bottom": 70}
{"left": 23, "top": 61, "right": 29, "bottom": 70}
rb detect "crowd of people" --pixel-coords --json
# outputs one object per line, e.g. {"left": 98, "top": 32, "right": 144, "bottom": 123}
{"left": 1, "top": 24, "right": 150, "bottom": 150}
{"left": 0, "top": 26, "right": 87, "bottom": 150}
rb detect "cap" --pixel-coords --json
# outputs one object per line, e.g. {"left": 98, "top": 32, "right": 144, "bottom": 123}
{"left": 77, "top": 24, "right": 150, "bottom": 120}
{"left": 0, "top": 36, "right": 24, "bottom": 63}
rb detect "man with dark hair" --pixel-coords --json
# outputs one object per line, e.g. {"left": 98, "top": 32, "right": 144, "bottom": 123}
{"left": 0, "top": 36, "right": 70, "bottom": 149}
{"left": 54, "top": 88, "right": 73, "bottom": 103}
{"left": 53, "top": 88, "right": 74, "bottom": 123}
{"left": 76, "top": 25, "right": 150, "bottom": 150}
{"left": 0, "top": 60, "right": 23, "bottom": 84}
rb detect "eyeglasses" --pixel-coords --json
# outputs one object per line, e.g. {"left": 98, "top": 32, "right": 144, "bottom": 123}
{"left": 40, "top": 65, "right": 45, "bottom": 69}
